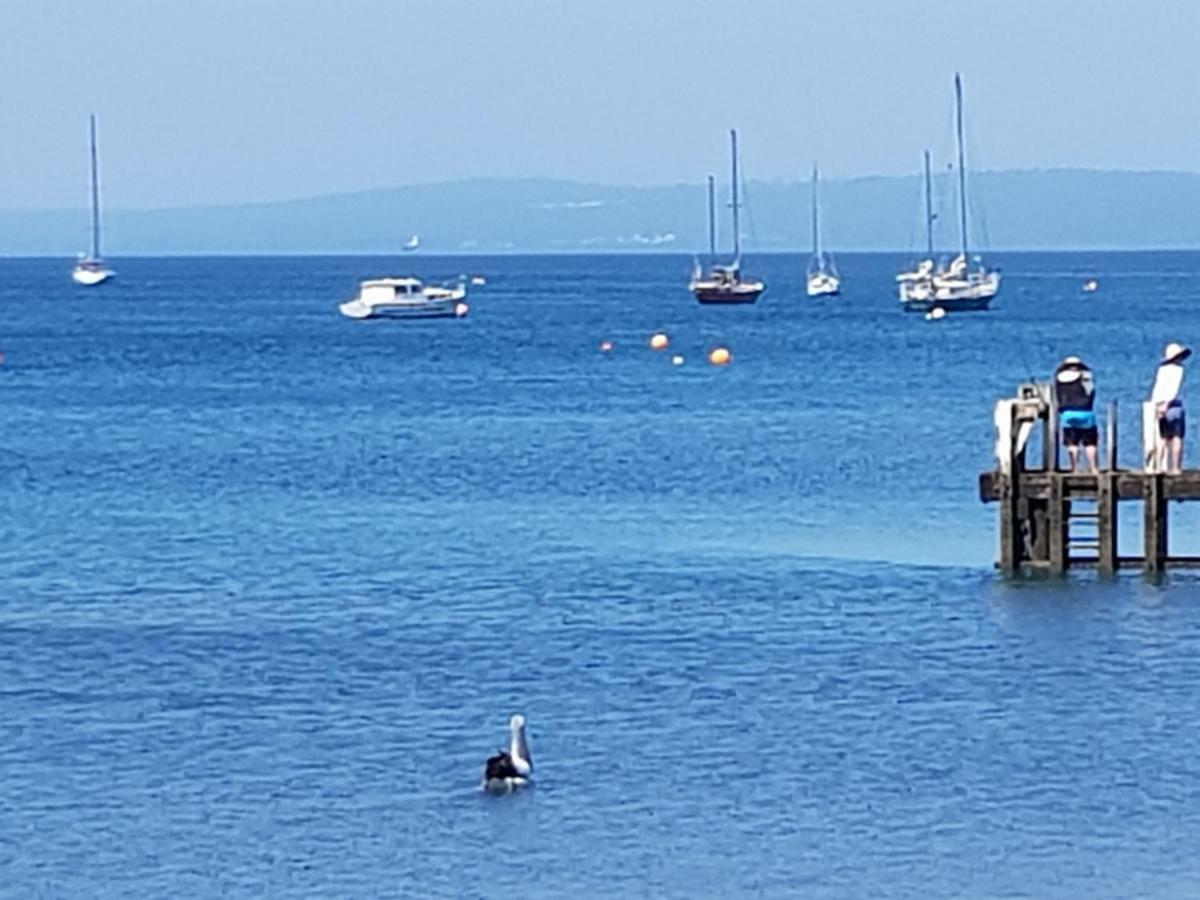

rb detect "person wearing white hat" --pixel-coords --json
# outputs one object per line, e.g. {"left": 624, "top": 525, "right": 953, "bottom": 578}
{"left": 1054, "top": 356, "right": 1098, "bottom": 473}
{"left": 1150, "top": 342, "right": 1192, "bottom": 473}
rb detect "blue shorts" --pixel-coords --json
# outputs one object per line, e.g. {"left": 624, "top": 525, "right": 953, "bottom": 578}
{"left": 1059, "top": 410, "right": 1097, "bottom": 447}
{"left": 1160, "top": 403, "right": 1186, "bottom": 440}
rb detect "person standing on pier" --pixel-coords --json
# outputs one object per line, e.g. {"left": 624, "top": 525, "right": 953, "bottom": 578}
{"left": 1151, "top": 342, "right": 1191, "bottom": 474}
{"left": 1054, "top": 356, "right": 1099, "bottom": 473}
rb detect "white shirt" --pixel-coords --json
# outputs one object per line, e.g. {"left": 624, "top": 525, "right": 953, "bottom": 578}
{"left": 1151, "top": 362, "right": 1184, "bottom": 405}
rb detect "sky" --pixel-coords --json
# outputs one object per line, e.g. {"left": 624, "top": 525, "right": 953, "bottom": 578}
{"left": 1, "top": 0, "right": 1198, "bottom": 209}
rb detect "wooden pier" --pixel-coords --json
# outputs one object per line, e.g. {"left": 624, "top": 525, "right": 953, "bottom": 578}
{"left": 980, "top": 382, "right": 1200, "bottom": 576}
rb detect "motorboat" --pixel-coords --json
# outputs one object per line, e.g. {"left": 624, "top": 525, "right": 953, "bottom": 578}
{"left": 339, "top": 277, "right": 468, "bottom": 319}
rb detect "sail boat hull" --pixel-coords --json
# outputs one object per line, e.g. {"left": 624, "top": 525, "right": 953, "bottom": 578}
{"left": 691, "top": 281, "right": 764, "bottom": 304}
{"left": 899, "top": 271, "right": 1000, "bottom": 312}
{"left": 806, "top": 272, "right": 840, "bottom": 297}
{"left": 72, "top": 263, "right": 114, "bottom": 286}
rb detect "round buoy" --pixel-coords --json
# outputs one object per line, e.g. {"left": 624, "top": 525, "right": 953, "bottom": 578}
{"left": 707, "top": 346, "right": 732, "bottom": 366}
{"left": 926, "top": 306, "right": 946, "bottom": 321}
{"left": 671, "top": 355, "right": 685, "bottom": 366}
{"left": 599, "top": 340, "right": 614, "bottom": 353}
{"left": 649, "top": 332, "right": 670, "bottom": 351}
{"left": 454, "top": 302, "right": 470, "bottom": 318}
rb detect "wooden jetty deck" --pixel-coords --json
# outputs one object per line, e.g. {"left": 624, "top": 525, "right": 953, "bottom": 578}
{"left": 980, "top": 382, "right": 1200, "bottom": 576}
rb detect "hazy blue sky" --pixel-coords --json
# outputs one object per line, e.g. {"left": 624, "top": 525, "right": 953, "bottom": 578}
{"left": 2, "top": 1, "right": 1198, "bottom": 209}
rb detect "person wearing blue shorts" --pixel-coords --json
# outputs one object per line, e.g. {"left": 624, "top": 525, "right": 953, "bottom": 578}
{"left": 1151, "top": 342, "right": 1191, "bottom": 473}
{"left": 1054, "top": 356, "right": 1098, "bottom": 473}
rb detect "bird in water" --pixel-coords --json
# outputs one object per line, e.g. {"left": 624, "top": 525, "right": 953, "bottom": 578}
{"left": 481, "top": 714, "right": 533, "bottom": 793}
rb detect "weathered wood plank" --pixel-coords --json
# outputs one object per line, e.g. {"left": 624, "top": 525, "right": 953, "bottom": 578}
{"left": 981, "top": 470, "right": 1200, "bottom": 503}
{"left": 1048, "top": 477, "right": 1067, "bottom": 575}
{"left": 1097, "top": 473, "right": 1117, "bottom": 577}
{"left": 998, "top": 473, "right": 1018, "bottom": 576}
{"left": 1143, "top": 474, "right": 1168, "bottom": 577}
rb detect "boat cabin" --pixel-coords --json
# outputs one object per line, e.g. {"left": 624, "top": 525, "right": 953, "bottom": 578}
{"left": 359, "top": 277, "right": 426, "bottom": 302}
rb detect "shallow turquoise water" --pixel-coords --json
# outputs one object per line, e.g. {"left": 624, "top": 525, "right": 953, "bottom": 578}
{"left": 3, "top": 253, "right": 1200, "bottom": 897}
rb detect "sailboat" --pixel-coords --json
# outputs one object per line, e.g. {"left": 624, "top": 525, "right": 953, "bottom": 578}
{"left": 689, "top": 129, "right": 765, "bottom": 304}
{"left": 898, "top": 74, "right": 1000, "bottom": 312}
{"left": 402, "top": 234, "right": 420, "bottom": 252}
{"left": 805, "top": 163, "right": 840, "bottom": 297}
{"left": 72, "top": 114, "right": 114, "bottom": 286}
{"left": 896, "top": 149, "right": 938, "bottom": 300}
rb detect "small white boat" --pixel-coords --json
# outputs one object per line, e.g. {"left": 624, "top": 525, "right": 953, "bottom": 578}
{"left": 1082, "top": 279, "right": 1099, "bottom": 293}
{"left": 72, "top": 115, "right": 114, "bottom": 287}
{"left": 338, "top": 277, "right": 468, "bottom": 319}
{"left": 402, "top": 234, "right": 420, "bottom": 252}
{"left": 806, "top": 270, "right": 840, "bottom": 298}
{"left": 72, "top": 257, "right": 115, "bottom": 286}
{"left": 806, "top": 163, "right": 840, "bottom": 298}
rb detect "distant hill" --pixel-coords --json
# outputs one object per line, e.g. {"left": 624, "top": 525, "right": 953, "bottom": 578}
{"left": 3, "top": 169, "right": 1200, "bottom": 254}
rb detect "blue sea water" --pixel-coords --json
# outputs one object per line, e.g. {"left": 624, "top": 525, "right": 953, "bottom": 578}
{"left": 4, "top": 252, "right": 1200, "bottom": 898}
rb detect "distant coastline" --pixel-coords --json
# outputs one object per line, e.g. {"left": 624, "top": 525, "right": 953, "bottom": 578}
{"left": 4, "top": 169, "right": 1200, "bottom": 255}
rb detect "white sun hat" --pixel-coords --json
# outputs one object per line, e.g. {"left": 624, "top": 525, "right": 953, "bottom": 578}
{"left": 1162, "top": 342, "right": 1193, "bottom": 364}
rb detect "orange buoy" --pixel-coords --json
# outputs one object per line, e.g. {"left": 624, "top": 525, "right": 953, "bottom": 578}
{"left": 648, "top": 332, "right": 669, "bottom": 351}
{"left": 707, "top": 345, "right": 732, "bottom": 366}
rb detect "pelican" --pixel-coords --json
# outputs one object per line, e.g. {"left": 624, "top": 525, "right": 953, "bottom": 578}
{"left": 481, "top": 714, "right": 533, "bottom": 793}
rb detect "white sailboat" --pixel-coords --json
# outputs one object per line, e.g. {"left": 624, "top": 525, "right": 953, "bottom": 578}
{"left": 805, "top": 162, "right": 840, "bottom": 297}
{"left": 72, "top": 114, "right": 114, "bottom": 286}
{"left": 896, "top": 149, "right": 938, "bottom": 300}
{"left": 689, "top": 129, "right": 765, "bottom": 304}
{"left": 898, "top": 74, "right": 999, "bottom": 312}
{"left": 402, "top": 234, "right": 420, "bottom": 252}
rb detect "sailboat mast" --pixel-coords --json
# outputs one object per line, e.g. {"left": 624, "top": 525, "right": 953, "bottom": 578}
{"left": 954, "top": 74, "right": 968, "bottom": 263}
{"left": 706, "top": 174, "right": 716, "bottom": 261}
{"left": 923, "top": 149, "right": 934, "bottom": 259}
{"left": 89, "top": 114, "right": 101, "bottom": 260}
{"left": 729, "top": 128, "right": 741, "bottom": 262}
{"left": 811, "top": 162, "right": 820, "bottom": 259}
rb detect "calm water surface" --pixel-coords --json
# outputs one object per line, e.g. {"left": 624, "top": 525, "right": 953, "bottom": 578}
{"left": 3, "top": 253, "right": 1200, "bottom": 898}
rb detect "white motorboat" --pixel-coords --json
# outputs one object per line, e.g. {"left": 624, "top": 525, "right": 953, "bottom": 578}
{"left": 72, "top": 115, "right": 114, "bottom": 287}
{"left": 338, "top": 277, "right": 468, "bottom": 319}
{"left": 897, "top": 76, "right": 1000, "bottom": 313}
{"left": 806, "top": 163, "right": 840, "bottom": 298}
{"left": 690, "top": 130, "right": 765, "bottom": 305}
